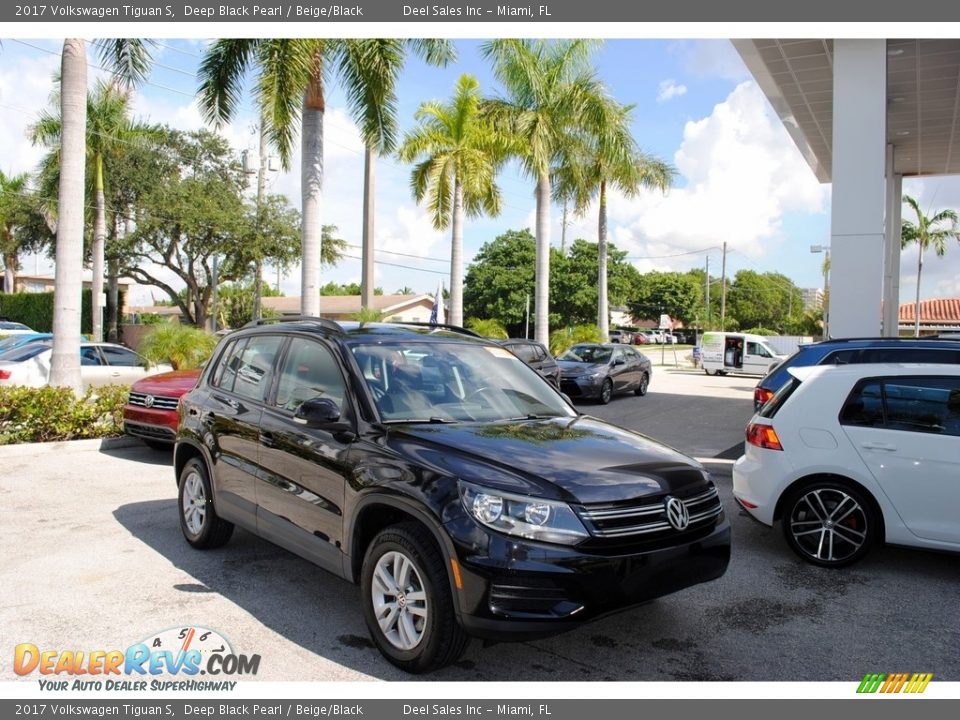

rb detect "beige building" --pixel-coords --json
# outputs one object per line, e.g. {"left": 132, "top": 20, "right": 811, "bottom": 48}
{"left": 263, "top": 294, "right": 436, "bottom": 323}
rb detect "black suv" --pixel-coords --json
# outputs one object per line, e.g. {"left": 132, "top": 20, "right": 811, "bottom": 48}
{"left": 498, "top": 338, "right": 560, "bottom": 387}
{"left": 175, "top": 319, "right": 730, "bottom": 673}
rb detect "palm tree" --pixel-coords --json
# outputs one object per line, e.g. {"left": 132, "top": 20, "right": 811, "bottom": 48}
{"left": 198, "top": 39, "right": 453, "bottom": 318}
{"left": 0, "top": 171, "right": 30, "bottom": 294}
{"left": 482, "top": 39, "right": 604, "bottom": 345}
{"left": 554, "top": 97, "right": 674, "bottom": 340}
{"left": 32, "top": 80, "right": 161, "bottom": 342}
{"left": 45, "top": 39, "right": 153, "bottom": 390}
{"left": 901, "top": 194, "right": 960, "bottom": 336}
{"left": 398, "top": 74, "right": 507, "bottom": 326}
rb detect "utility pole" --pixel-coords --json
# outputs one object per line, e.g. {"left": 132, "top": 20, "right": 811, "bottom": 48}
{"left": 704, "top": 255, "right": 710, "bottom": 329}
{"left": 720, "top": 241, "right": 727, "bottom": 330}
{"left": 252, "top": 116, "right": 268, "bottom": 321}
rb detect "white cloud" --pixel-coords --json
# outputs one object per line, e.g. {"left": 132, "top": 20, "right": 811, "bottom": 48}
{"left": 656, "top": 79, "right": 687, "bottom": 103}
{"left": 561, "top": 81, "right": 827, "bottom": 274}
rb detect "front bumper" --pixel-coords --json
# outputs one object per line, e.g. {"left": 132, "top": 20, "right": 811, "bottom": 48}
{"left": 445, "top": 514, "right": 731, "bottom": 641}
{"left": 559, "top": 374, "right": 604, "bottom": 399}
{"left": 123, "top": 406, "right": 178, "bottom": 444}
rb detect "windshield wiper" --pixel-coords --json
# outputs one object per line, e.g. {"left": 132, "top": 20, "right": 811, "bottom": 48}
{"left": 383, "top": 417, "right": 460, "bottom": 424}
{"left": 508, "top": 413, "right": 564, "bottom": 421}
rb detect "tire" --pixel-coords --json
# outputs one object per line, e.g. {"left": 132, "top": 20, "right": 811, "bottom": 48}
{"left": 144, "top": 439, "right": 172, "bottom": 452}
{"left": 704, "top": 368, "right": 717, "bottom": 376}
{"left": 178, "top": 457, "right": 234, "bottom": 550}
{"left": 598, "top": 378, "right": 613, "bottom": 404}
{"left": 634, "top": 372, "right": 649, "bottom": 397}
{"left": 360, "top": 522, "right": 469, "bottom": 673}
{"left": 781, "top": 480, "right": 877, "bottom": 568}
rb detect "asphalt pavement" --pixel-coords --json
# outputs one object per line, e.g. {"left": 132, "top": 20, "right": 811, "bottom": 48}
{"left": 1, "top": 369, "right": 958, "bottom": 682}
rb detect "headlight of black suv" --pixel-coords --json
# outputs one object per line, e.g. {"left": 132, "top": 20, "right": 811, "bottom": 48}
{"left": 458, "top": 480, "right": 590, "bottom": 545}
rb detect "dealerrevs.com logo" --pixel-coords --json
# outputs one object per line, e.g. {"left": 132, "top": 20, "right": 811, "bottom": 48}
{"left": 14, "top": 626, "right": 260, "bottom": 691}
{"left": 857, "top": 673, "right": 933, "bottom": 694}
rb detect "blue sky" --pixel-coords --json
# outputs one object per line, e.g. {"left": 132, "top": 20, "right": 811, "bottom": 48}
{"left": 2, "top": 37, "right": 958, "bottom": 308}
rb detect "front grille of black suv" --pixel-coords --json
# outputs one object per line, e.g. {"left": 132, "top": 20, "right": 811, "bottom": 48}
{"left": 573, "top": 483, "right": 723, "bottom": 553}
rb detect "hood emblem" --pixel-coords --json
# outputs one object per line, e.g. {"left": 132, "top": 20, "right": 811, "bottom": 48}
{"left": 144, "top": 395, "right": 155, "bottom": 408}
{"left": 665, "top": 496, "right": 690, "bottom": 531}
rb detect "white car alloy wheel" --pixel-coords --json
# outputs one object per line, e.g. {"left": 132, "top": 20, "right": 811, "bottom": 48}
{"left": 371, "top": 550, "right": 429, "bottom": 651}
{"left": 181, "top": 468, "right": 207, "bottom": 536}
{"left": 783, "top": 482, "right": 874, "bottom": 567}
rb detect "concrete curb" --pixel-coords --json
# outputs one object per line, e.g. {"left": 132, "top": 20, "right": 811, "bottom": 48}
{"left": 0, "top": 435, "right": 142, "bottom": 458}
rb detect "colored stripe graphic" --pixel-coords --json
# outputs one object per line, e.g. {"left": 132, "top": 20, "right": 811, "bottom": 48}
{"left": 857, "top": 672, "right": 932, "bottom": 694}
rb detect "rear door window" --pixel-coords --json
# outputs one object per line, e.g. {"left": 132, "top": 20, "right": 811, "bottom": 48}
{"left": 840, "top": 376, "right": 960, "bottom": 436}
{"left": 230, "top": 335, "right": 285, "bottom": 403}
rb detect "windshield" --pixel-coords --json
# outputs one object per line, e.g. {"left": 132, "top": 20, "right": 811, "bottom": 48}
{"left": 558, "top": 346, "right": 611, "bottom": 364}
{"left": 1, "top": 343, "right": 50, "bottom": 362}
{"left": 349, "top": 341, "right": 576, "bottom": 423}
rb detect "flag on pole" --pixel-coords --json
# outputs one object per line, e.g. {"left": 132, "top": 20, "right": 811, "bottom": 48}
{"left": 430, "top": 282, "right": 445, "bottom": 327}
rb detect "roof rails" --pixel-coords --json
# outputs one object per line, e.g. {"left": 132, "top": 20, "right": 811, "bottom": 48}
{"left": 241, "top": 316, "right": 343, "bottom": 334}
{"left": 397, "top": 321, "right": 482, "bottom": 338}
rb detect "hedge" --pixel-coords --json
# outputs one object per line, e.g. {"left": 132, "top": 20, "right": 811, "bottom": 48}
{"left": 0, "top": 289, "right": 126, "bottom": 335}
{"left": 0, "top": 385, "right": 130, "bottom": 445}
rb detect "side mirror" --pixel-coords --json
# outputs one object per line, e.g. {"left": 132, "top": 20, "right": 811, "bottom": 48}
{"left": 613, "top": 357, "right": 625, "bottom": 366}
{"left": 294, "top": 397, "right": 342, "bottom": 427}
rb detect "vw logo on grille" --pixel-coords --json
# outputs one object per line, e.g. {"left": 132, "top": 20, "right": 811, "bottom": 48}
{"left": 665, "top": 496, "right": 690, "bottom": 531}
{"left": 144, "top": 395, "right": 155, "bottom": 408}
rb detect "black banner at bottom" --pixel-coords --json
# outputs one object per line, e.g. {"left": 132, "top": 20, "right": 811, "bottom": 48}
{"left": 1, "top": 700, "right": 958, "bottom": 720}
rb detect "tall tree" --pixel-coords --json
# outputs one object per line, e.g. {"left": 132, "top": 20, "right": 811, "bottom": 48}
{"left": 398, "top": 74, "right": 507, "bottom": 326}
{"left": 901, "top": 194, "right": 960, "bottom": 336}
{"left": 197, "top": 38, "right": 453, "bottom": 318}
{"left": 48, "top": 39, "right": 87, "bottom": 392}
{"left": 0, "top": 172, "right": 50, "bottom": 294}
{"left": 482, "top": 39, "right": 604, "bottom": 345}
{"left": 31, "top": 80, "right": 161, "bottom": 341}
{"left": 554, "top": 97, "right": 674, "bottom": 340}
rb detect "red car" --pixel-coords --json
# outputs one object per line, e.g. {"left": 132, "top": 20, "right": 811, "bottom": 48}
{"left": 123, "top": 369, "right": 201, "bottom": 449}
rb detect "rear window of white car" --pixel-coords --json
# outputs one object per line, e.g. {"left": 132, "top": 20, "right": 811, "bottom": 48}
{"left": 840, "top": 376, "right": 960, "bottom": 436}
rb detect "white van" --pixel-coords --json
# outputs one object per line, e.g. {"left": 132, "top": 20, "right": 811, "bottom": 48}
{"left": 699, "top": 332, "right": 786, "bottom": 377}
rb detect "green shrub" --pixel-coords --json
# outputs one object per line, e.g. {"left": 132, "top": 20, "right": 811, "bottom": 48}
{"left": 0, "top": 384, "right": 129, "bottom": 445}
{"left": 466, "top": 318, "right": 508, "bottom": 339}
{"left": 0, "top": 289, "right": 123, "bottom": 334}
{"left": 549, "top": 324, "right": 602, "bottom": 357}
{"left": 139, "top": 323, "right": 218, "bottom": 370}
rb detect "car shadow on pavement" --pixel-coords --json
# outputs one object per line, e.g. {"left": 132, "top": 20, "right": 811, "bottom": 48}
{"left": 100, "top": 444, "right": 175, "bottom": 467}
{"left": 111, "top": 498, "right": 722, "bottom": 682}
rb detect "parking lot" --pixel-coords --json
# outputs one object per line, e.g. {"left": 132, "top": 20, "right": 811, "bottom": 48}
{"left": 1, "top": 368, "right": 958, "bottom": 682}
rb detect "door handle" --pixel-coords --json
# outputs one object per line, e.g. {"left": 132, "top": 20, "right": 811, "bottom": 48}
{"left": 212, "top": 393, "right": 240, "bottom": 410}
{"left": 861, "top": 441, "right": 897, "bottom": 452}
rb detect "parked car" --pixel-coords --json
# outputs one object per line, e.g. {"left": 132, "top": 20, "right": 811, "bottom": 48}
{"left": 0, "top": 341, "right": 172, "bottom": 389}
{"left": 700, "top": 332, "right": 786, "bottom": 377}
{"left": 0, "top": 320, "right": 35, "bottom": 336}
{"left": 632, "top": 332, "right": 649, "bottom": 345}
{"left": 752, "top": 337, "right": 960, "bottom": 410}
{"left": 733, "top": 363, "right": 960, "bottom": 567}
{"left": 557, "top": 343, "right": 652, "bottom": 403}
{"left": 175, "top": 320, "right": 729, "bottom": 673}
{"left": 608, "top": 329, "right": 632, "bottom": 344}
{"left": 124, "top": 368, "right": 202, "bottom": 449}
{"left": 498, "top": 338, "right": 560, "bottom": 388}
{"left": 0, "top": 333, "right": 53, "bottom": 358}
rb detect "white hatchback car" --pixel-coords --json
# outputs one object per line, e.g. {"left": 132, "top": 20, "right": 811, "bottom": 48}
{"left": 0, "top": 341, "right": 172, "bottom": 390}
{"left": 733, "top": 363, "right": 960, "bottom": 567}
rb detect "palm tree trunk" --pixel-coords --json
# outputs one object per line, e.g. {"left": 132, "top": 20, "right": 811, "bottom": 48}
{"left": 253, "top": 117, "right": 269, "bottom": 322}
{"left": 107, "top": 256, "right": 119, "bottom": 343}
{"left": 361, "top": 144, "right": 376, "bottom": 310}
{"left": 92, "top": 154, "right": 106, "bottom": 343}
{"left": 914, "top": 243, "right": 924, "bottom": 337}
{"left": 597, "top": 179, "right": 609, "bottom": 341}
{"left": 3, "top": 251, "right": 15, "bottom": 294}
{"left": 534, "top": 172, "right": 551, "bottom": 345}
{"left": 448, "top": 179, "right": 465, "bottom": 327}
{"left": 50, "top": 38, "right": 87, "bottom": 393}
{"left": 300, "top": 64, "right": 325, "bottom": 317}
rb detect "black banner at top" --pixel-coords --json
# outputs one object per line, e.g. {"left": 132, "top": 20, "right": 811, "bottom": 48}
{"left": 5, "top": 0, "right": 960, "bottom": 23}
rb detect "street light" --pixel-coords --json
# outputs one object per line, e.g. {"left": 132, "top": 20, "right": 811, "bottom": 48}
{"left": 810, "top": 244, "right": 830, "bottom": 338}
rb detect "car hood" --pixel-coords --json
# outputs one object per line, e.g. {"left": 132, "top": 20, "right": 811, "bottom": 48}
{"left": 131, "top": 369, "right": 201, "bottom": 396}
{"left": 557, "top": 360, "right": 607, "bottom": 376}
{"left": 387, "top": 416, "right": 707, "bottom": 504}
